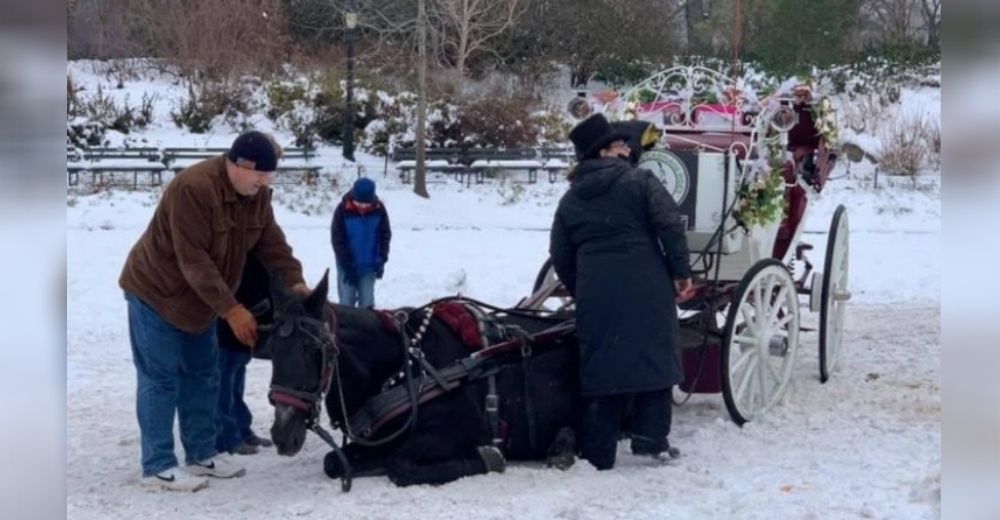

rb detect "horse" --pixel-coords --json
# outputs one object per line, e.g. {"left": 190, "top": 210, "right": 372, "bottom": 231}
{"left": 262, "top": 271, "right": 581, "bottom": 488}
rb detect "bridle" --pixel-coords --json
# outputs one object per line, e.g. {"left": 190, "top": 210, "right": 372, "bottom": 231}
{"left": 266, "top": 305, "right": 339, "bottom": 421}
{"left": 263, "top": 303, "right": 355, "bottom": 491}
{"left": 262, "top": 302, "right": 427, "bottom": 493}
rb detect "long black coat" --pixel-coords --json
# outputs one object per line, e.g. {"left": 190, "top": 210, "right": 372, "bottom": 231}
{"left": 549, "top": 157, "right": 691, "bottom": 396}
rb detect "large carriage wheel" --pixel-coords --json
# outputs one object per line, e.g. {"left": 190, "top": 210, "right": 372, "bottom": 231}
{"left": 721, "top": 259, "right": 801, "bottom": 425}
{"left": 819, "top": 205, "right": 850, "bottom": 383}
{"left": 523, "top": 257, "right": 573, "bottom": 311}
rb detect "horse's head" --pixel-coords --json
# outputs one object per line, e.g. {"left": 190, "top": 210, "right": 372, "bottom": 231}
{"left": 265, "top": 270, "right": 334, "bottom": 456}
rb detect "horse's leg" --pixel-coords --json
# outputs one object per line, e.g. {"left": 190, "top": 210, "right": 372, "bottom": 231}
{"left": 324, "top": 442, "right": 389, "bottom": 479}
{"left": 384, "top": 433, "right": 505, "bottom": 487}
{"left": 386, "top": 448, "right": 502, "bottom": 487}
{"left": 545, "top": 426, "right": 577, "bottom": 470}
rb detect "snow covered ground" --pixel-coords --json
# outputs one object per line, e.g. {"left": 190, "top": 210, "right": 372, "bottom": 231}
{"left": 67, "top": 164, "right": 940, "bottom": 519}
{"left": 67, "top": 61, "right": 941, "bottom": 518}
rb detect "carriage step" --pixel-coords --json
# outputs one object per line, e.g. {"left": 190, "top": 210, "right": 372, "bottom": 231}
{"left": 834, "top": 290, "right": 852, "bottom": 302}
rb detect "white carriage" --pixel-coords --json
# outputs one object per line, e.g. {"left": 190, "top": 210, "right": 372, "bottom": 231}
{"left": 521, "top": 66, "right": 851, "bottom": 425}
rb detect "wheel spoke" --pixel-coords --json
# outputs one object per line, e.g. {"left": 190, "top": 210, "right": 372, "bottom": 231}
{"left": 731, "top": 347, "right": 754, "bottom": 374}
{"left": 739, "top": 304, "right": 758, "bottom": 334}
{"left": 736, "top": 354, "right": 757, "bottom": 407}
{"left": 766, "top": 285, "right": 790, "bottom": 326}
{"left": 755, "top": 353, "right": 768, "bottom": 409}
{"left": 775, "top": 312, "right": 794, "bottom": 330}
{"left": 736, "top": 356, "right": 757, "bottom": 408}
{"left": 762, "top": 354, "right": 781, "bottom": 386}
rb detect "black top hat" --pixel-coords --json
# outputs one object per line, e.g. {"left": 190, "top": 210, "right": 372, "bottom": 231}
{"left": 569, "top": 113, "right": 631, "bottom": 161}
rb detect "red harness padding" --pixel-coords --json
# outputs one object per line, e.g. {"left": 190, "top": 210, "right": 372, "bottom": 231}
{"left": 375, "top": 310, "right": 398, "bottom": 334}
{"left": 376, "top": 303, "right": 484, "bottom": 351}
{"left": 432, "top": 302, "right": 483, "bottom": 351}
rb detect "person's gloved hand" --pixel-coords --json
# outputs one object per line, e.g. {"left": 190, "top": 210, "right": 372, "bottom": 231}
{"left": 376, "top": 263, "right": 385, "bottom": 280}
{"left": 674, "top": 278, "right": 694, "bottom": 303}
{"left": 223, "top": 304, "right": 258, "bottom": 348}
{"left": 290, "top": 282, "right": 311, "bottom": 298}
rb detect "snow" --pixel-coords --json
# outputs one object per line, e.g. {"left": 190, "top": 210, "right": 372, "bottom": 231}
{"left": 67, "top": 63, "right": 940, "bottom": 518}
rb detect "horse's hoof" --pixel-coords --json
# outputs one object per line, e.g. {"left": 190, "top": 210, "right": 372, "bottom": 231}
{"left": 546, "top": 452, "right": 576, "bottom": 470}
{"left": 477, "top": 446, "right": 506, "bottom": 473}
{"left": 323, "top": 451, "right": 344, "bottom": 479}
{"left": 545, "top": 427, "right": 577, "bottom": 470}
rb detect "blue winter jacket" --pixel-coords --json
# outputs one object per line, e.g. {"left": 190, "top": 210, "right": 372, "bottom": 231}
{"left": 331, "top": 194, "right": 392, "bottom": 277}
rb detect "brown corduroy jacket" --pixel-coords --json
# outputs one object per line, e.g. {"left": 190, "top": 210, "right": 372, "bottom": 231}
{"left": 119, "top": 156, "right": 305, "bottom": 334}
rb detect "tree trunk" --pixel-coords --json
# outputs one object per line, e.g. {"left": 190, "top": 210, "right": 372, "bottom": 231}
{"left": 684, "top": 0, "right": 709, "bottom": 54}
{"left": 414, "top": 0, "right": 430, "bottom": 198}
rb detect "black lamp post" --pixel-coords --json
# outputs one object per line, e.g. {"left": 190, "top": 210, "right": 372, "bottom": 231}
{"left": 343, "top": 7, "right": 358, "bottom": 161}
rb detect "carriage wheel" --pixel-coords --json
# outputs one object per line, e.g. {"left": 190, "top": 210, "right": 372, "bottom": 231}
{"left": 721, "top": 259, "right": 801, "bottom": 425}
{"left": 528, "top": 258, "right": 574, "bottom": 311}
{"left": 819, "top": 205, "right": 850, "bottom": 383}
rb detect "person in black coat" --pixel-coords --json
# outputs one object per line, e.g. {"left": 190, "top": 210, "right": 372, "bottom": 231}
{"left": 550, "top": 113, "right": 692, "bottom": 470}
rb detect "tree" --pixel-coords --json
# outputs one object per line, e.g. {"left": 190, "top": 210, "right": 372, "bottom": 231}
{"left": 919, "top": 0, "right": 941, "bottom": 47}
{"left": 429, "top": 0, "right": 526, "bottom": 80}
{"left": 751, "top": 0, "right": 859, "bottom": 75}
{"left": 414, "top": 0, "right": 430, "bottom": 198}
{"left": 861, "top": 0, "right": 919, "bottom": 45}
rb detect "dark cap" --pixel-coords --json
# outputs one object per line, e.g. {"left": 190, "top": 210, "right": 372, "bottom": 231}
{"left": 227, "top": 131, "right": 278, "bottom": 172}
{"left": 352, "top": 177, "right": 376, "bottom": 203}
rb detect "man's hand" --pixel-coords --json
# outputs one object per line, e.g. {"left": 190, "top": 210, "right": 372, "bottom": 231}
{"left": 674, "top": 278, "right": 694, "bottom": 302}
{"left": 290, "top": 282, "right": 311, "bottom": 298}
{"left": 224, "top": 304, "right": 258, "bottom": 348}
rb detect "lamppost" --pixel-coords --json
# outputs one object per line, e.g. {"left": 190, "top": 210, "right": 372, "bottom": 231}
{"left": 343, "top": 7, "right": 358, "bottom": 161}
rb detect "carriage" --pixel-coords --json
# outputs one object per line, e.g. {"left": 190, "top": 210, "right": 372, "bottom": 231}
{"left": 264, "top": 66, "right": 854, "bottom": 489}
{"left": 519, "top": 65, "right": 851, "bottom": 425}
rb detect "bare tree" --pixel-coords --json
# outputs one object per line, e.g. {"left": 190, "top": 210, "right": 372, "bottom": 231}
{"left": 119, "top": 0, "right": 288, "bottom": 80}
{"left": 861, "top": 0, "right": 920, "bottom": 44}
{"left": 428, "top": 0, "right": 526, "bottom": 80}
{"left": 415, "top": 0, "right": 430, "bottom": 198}
{"left": 919, "top": 0, "right": 941, "bottom": 47}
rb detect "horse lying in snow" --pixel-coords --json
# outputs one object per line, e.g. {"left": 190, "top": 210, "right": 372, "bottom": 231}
{"left": 261, "top": 271, "right": 581, "bottom": 488}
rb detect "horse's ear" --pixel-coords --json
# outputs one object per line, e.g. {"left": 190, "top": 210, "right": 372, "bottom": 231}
{"left": 304, "top": 269, "right": 330, "bottom": 316}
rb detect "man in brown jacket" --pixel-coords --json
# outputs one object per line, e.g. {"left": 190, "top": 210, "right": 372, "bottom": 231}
{"left": 120, "top": 131, "right": 309, "bottom": 491}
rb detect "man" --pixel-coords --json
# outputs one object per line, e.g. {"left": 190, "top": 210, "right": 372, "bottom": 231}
{"left": 549, "top": 114, "right": 692, "bottom": 470}
{"left": 120, "top": 130, "right": 309, "bottom": 491}
{"left": 331, "top": 177, "right": 391, "bottom": 309}
{"left": 215, "top": 253, "right": 274, "bottom": 456}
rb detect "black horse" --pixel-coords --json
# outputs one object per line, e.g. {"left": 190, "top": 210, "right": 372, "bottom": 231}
{"left": 263, "top": 271, "right": 581, "bottom": 487}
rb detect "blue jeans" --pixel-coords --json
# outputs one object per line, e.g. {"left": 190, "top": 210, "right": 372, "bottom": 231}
{"left": 337, "top": 265, "right": 376, "bottom": 308}
{"left": 215, "top": 348, "right": 254, "bottom": 453}
{"left": 126, "top": 293, "right": 219, "bottom": 476}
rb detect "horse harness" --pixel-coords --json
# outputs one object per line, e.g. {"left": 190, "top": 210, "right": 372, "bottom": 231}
{"left": 353, "top": 299, "right": 573, "bottom": 452}
{"left": 266, "top": 296, "right": 573, "bottom": 491}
